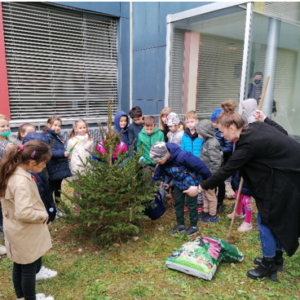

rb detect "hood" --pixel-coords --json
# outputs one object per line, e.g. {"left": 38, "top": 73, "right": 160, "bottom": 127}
{"left": 114, "top": 111, "right": 128, "bottom": 133}
{"left": 195, "top": 119, "right": 215, "bottom": 139}
{"left": 242, "top": 98, "right": 257, "bottom": 124}
{"left": 23, "top": 132, "right": 50, "bottom": 144}
{"left": 184, "top": 128, "right": 198, "bottom": 141}
{"left": 164, "top": 143, "right": 182, "bottom": 165}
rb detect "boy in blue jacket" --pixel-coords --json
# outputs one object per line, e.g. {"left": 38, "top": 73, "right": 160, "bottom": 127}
{"left": 151, "top": 142, "right": 211, "bottom": 236}
{"left": 128, "top": 106, "right": 144, "bottom": 152}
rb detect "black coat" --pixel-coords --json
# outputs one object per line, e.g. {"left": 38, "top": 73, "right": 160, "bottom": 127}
{"left": 201, "top": 118, "right": 300, "bottom": 256}
{"left": 44, "top": 130, "right": 72, "bottom": 181}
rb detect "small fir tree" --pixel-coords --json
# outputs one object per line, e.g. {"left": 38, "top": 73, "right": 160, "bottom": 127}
{"left": 62, "top": 101, "right": 157, "bottom": 244}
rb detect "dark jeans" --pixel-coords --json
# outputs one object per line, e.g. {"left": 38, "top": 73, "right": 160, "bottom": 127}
{"left": 174, "top": 186, "right": 198, "bottom": 227}
{"left": 13, "top": 257, "right": 42, "bottom": 300}
{"left": 217, "top": 182, "right": 225, "bottom": 205}
{"left": 49, "top": 179, "right": 63, "bottom": 203}
{"left": 257, "top": 213, "right": 283, "bottom": 257}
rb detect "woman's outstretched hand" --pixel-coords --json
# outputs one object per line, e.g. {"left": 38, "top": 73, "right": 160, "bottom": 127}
{"left": 183, "top": 186, "right": 199, "bottom": 197}
{"left": 254, "top": 110, "right": 266, "bottom": 122}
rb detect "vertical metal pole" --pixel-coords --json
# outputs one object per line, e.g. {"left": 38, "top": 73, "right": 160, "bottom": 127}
{"left": 129, "top": 1, "right": 132, "bottom": 110}
{"left": 164, "top": 15, "right": 173, "bottom": 107}
{"left": 262, "top": 18, "right": 281, "bottom": 118}
{"left": 239, "top": 2, "right": 252, "bottom": 114}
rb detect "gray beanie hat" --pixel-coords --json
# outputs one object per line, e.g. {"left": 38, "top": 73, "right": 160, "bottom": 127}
{"left": 150, "top": 142, "right": 169, "bottom": 163}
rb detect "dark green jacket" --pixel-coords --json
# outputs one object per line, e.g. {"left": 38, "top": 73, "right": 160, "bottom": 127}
{"left": 137, "top": 127, "right": 164, "bottom": 166}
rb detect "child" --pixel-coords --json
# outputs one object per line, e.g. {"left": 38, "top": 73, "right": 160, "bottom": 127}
{"left": 242, "top": 98, "right": 257, "bottom": 123}
{"left": 158, "top": 107, "right": 173, "bottom": 142}
{"left": 23, "top": 132, "right": 58, "bottom": 280}
{"left": 0, "top": 114, "right": 21, "bottom": 256}
{"left": 128, "top": 106, "right": 143, "bottom": 152}
{"left": 114, "top": 111, "right": 129, "bottom": 147}
{"left": 137, "top": 116, "right": 164, "bottom": 169}
{"left": 211, "top": 108, "right": 234, "bottom": 211}
{"left": 67, "top": 119, "right": 94, "bottom": 175}
{"left": 196, "top": 120, "right": 222, "bottom": 222}
{"left": 227, "top": 171, "right": 253, "bottom": 231}
{"left": 43, "top": 116, "right": 72, "bottom": 203}
{"left": 181, "top": 110, "right": 204, "bottom": 157}
{"left": 95, "top": 131, "right": 128, "bottom": 164}
{"left": 151, "top": 142, "right": 211, "bottom": 236}
{"left": 0, "top": 140, "right": 54, "bottom": 300}
{"left": 166, "top": 112, "right": 184, "bottom": 146}
{"left": 17, "top": 123, "right": 36, "bottom": 142}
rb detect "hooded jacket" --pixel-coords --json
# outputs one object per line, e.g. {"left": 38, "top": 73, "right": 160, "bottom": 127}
{"left": 242, "top": 98, "right": 257, "bottom": 124}
{"left": 181, "top": 128, "right": 204, "bottom": 157}
{"left": 114, "top": 111, "right": 129, "bottom": 147}
{"left": 201, "top": 118, "right": 300, "bottom": 256}
{"left": 196, "top": 120, "right": 222, "bottom": 174}
{"left": 44, "top": 129, "right": 72, "bottom": 181}
{"left": 137, "top": 127, "right": 164, "bottom": 166}
{"left": 153, "top": 143, "right": 211, "bottom": 190}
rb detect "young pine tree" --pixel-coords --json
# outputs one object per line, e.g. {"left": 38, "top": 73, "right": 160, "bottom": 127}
{"left": 62, "top": 101, "right": 157, "bottom": 244}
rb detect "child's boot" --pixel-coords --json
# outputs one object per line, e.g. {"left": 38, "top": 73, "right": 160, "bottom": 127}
{"left": 247, "top": 257, "right": 278, "bottom": 280}
{"left": 237, "top": 222, "right": 253, "bottom": 232}
{"left": 253, "top": 250, "right": 283, "bottom": 272}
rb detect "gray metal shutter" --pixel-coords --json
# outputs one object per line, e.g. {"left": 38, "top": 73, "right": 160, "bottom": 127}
{"left": 197, "top": 34, "right": 243, "bottom": 118}
{"left": 168, "top": 28, "right": 184, "bottom": 116}
{"left": 2, "top": 2, "right": 118, "bottom": 123}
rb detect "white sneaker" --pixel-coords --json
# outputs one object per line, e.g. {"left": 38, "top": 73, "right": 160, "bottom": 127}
{"left": 0, "top": 244, "right": 6, "bottom": 255}
{"left": 36, "top": 294, "right": 54, "bottom": 300}
{"left": 36, "top": 266, "right": 58, "bottom": 281}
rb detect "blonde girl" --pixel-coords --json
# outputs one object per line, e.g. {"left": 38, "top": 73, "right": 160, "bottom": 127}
{"left": 67, "top": 119, "right": 94, "bottom": 175}
{"left": 159, "top": 107, "right": 172, "bottom": 142}
{"left": 0, "top": 140, "right": 54, "bottom": 300}
{"left": 17, "top": 123, "right": 36, "bottom": 142}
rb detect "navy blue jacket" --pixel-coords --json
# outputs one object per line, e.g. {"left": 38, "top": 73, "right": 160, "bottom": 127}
{"left": 231, "top": 171, "right": 251, "bottom": 196}
{"left": 215, "top": 129, "right": 233, "bottom": 164}
{"left": 44, "top": 130, "right": 72, "bottom": 181}
{"left": 29, "top": 170, "right": 56, "bottom": 223}
{"left": 114, "top": 111, "right": 129, "bottom": 148}
{"left": 153, "top": 143, "right": 211, "bottom": 190}
{"left": 128, "top": 122, "right": 143, "bottom": 152}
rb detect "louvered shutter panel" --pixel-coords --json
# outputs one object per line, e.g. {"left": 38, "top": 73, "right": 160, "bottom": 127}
{"left": 197, "top": 34, "right": 243, "bottom": 118}
{"left": 2, "top": 2, "right": 118, "bottom": 122}
{"left": 168, "top": 28, "right": 184, "bottom": 115}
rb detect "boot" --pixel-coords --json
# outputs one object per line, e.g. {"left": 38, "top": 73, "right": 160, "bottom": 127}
{"left": 253, "top": 251, "right": 283, "bottom": 272}
{"left": 247, "top": 257, "right": 278, "bottom": 280}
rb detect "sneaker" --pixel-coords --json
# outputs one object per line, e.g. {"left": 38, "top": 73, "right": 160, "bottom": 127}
{"left": 200, "top": 212, "right": 210, "bottom": 222}
{"left": 237, "top": 222, "right": 253, "bottom": 232}
{"left": 36, "top": 266, "right": 58, "bottom": 281}
{"left": 169, "top": 225, "right": 186, "bottom": 236}
{"left": 185, "top": 226, "right": 199, "bottom": 237}
{"left": 217, "top": 203, "right": 225, "bottom": 213}
{"left": 227, "top": 211, "right": 245, "bottom": 219}
{"left": 0, "top": 245, "right": 6, "bottom": 255}
{"left": 36, "top": 294, "right": 54, "bottom": 300}
{"left": 184, "top": 206, "right": 189, "bottom": 212}
{"left": 201, "top": 214, "right": 218, "bottom": 223}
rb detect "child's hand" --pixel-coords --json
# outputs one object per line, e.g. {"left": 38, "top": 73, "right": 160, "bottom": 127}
{"left": 47, "top": 222, "right": 52, "bottom": 227}
{"left": 64, "top": 151, "right": 70, "bottom": 157}
{"left": 164, "top": 183, "right": 170, "bottom": 190}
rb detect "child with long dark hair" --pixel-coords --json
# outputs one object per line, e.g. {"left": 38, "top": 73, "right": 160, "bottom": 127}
{"left": 0, "top": 140, "right": 54, "bottom": 300}
{"left": 43, "top": 116, "right": 72, "bottom": 203}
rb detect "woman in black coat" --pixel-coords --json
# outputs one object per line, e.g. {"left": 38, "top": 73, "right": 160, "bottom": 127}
{"left": 184, "top": 100, "right": 300, "bottom": 280}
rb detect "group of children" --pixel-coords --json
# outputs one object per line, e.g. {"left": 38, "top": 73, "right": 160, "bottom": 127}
{"left": 0, "top": 99, "right": 257, "bottom": 300}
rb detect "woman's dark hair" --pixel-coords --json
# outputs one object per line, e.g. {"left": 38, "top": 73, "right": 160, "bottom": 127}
{"left": 0, "top": 140, "right": 51, "bottom": 197}
{"left": 17, "top": 123, "right": 36, "bottom": 141}
{"left": 216, "top": 100, "right": 245, "bottom": 129}
{"left": 42, "top": 116, "right": 62, "bottom": 133}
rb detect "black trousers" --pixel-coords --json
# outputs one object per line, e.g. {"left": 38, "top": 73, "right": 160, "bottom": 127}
{"left": 217, "top": 182, "right": 225, "bottom": 205}
{"left": 49, "top": 179, "right": 63, "bottom": 203}
{"left": 13, "top": 257, "right": 42, "bottom": 300}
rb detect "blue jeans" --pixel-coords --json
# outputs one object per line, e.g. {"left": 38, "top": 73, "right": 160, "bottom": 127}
{"left": 257, "top": 213, "right": 283, "bottom": 258}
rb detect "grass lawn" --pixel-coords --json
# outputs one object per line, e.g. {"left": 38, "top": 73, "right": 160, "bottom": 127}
{"left": 1, "top": 197, "right": 300, "bottom": 300}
